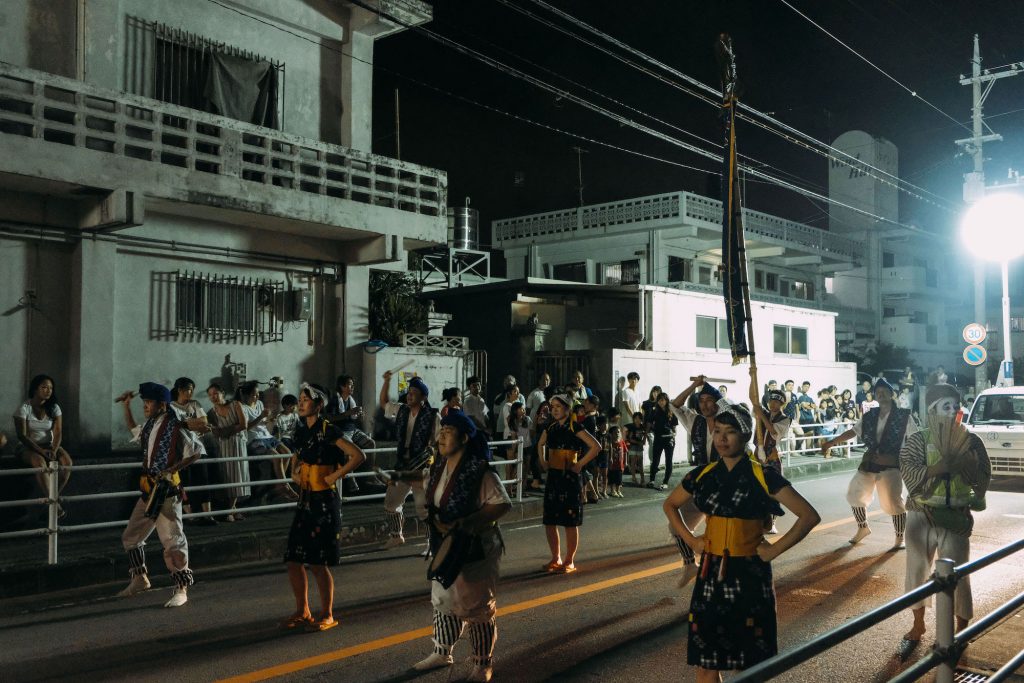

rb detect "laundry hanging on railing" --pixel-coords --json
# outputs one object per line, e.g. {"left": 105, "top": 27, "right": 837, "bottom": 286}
{"left": 202, "top": 52, "right": 279, "bottom": 129}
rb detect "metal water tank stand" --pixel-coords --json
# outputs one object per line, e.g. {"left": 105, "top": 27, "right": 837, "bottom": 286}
{"left": 417, "top": 247, "right": 491, "bottom": 289}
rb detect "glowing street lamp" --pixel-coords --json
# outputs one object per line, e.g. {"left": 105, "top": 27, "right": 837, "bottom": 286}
{"left": 961, "top": 193, "right": 1024, "bottom": 387}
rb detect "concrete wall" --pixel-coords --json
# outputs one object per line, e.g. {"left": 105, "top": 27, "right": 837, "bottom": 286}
{"left": 0, "top": 0, "right": 79, "bottom": 78}
{"left": 0, "top": 238, "right": 74, "bottom": 426}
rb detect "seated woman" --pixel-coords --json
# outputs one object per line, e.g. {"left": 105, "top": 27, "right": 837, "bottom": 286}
{"left": 238, "top": 381, "right": 297, "bottom": 503}
{"left": 663, "top": 403, "right": 820, "bottom": 682}
{"left": 12, "top": 375, "right": 72, "bottom": 517}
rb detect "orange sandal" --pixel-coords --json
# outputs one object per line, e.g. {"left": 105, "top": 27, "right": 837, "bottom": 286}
{"left": 555, "top": 564, "right": 577, "bottom": 574}
{"left": 306, "top": 617, "right": 339, "bottom": 632}
{"left": 543, "top": 559, "right": 563, "bottom": 573}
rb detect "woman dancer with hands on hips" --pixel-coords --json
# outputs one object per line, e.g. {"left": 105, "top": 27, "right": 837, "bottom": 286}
{"left": 281, "top": 383, "right": 365, "bottom": 633}
{"left": 663, "top": 403, "right": 819, "bottom": 682}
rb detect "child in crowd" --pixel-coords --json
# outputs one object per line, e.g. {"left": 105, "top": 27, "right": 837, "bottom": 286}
{"left": 506, "top": 401, "right": 533, "bottom": 493}
{"left": 625, "top": 411, "right": 647, "bottom": 487}
{"left": 594, "top": 415, "right": 610, "bottom": 498}
{"left": 274, "top": 394, "right": 300, "bottom": 451}
{"left": 606, "top": 407, "right": 621, "bottom": 429}
{"left": 607, "top": 425, "right": 626, "bottom": 497}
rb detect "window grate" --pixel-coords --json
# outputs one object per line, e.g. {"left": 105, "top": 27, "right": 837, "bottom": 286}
{"left": 173, "top": 271, "right": 284, "bottom": 343}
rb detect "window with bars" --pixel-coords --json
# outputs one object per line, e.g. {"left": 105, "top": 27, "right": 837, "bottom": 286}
{"left": 604, "top": 259, "right": 641, "bottom": 285}
{"left": 125, "top": 17, "right": 284, "bottom": 129}
{"left": 553, "top": 261, "right": 588, "bottom": 283}
{"left": 174, "top": 271, "right": 284, "bottom": 342}
{"left": 668, "top": 256, "right": 692, "bottom": 283}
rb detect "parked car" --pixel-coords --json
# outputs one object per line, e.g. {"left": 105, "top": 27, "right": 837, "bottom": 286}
{"left": 964, "top": 386, "right": 1024, "bottom": 476}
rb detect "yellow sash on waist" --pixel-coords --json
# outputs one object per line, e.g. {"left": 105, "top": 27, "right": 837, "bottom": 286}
{"left": 139, "top": 472, "right": 181, "bottom": 494}
{"left": 546, "top": 448, "right": 578, "bottom": 470}
{"left": 299, "top": 464, "right": 337, "bottom": 492}
{"left": 703, "top": 516, "right": 765, "bottom": 557}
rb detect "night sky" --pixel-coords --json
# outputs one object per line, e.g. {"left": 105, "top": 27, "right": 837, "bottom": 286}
{"left": 370, "top": 1, "right": 1024, "bottom": 262}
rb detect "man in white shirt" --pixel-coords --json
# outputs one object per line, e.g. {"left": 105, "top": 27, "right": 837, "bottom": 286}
{"left": 116, "top": 382, "right": 205, "bottom": 608}
{"left": 463, "top": 376, "right": 490, "bottom": 433}
{"left": 616, "top": 372, "right": 642, "bottom": 420}
{"left": 525, "top": 372, "right": 550, "bottom": 422}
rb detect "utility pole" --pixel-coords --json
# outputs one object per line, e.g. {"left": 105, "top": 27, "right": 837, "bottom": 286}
{"left": 571, "top": 146, "right": 588, "bottom": 206}
{"left": 956, "top": 35, "right": 1022, "bottom": 392}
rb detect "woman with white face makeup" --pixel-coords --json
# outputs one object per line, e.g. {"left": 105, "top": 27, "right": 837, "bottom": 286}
{"left": 897, "top": 383, "right": 991, "bottom": 660}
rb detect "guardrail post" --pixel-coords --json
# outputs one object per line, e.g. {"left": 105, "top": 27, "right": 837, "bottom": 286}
{"left": 47, "top": 461, "right": 59, "bottom": 565}
{"left": 934, "top": 558, "right": 956, "bottom": 683}
{"left": 516, "top": 437, "right": 524, "bottom": 503}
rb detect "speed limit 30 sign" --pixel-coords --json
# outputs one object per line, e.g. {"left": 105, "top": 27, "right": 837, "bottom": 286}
{"left": 962, "top": 323, "right": 987, "bottom": 345}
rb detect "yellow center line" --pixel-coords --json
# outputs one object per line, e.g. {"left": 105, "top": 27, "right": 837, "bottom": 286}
{"left": 217, "top": 511, "right": 879, "bottom": 683}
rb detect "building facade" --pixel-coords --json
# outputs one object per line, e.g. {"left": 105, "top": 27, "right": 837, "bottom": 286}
{"left": 0, "top": 0, "right": 447, "bottom": 453}
{"left": 493, "top": 131, "right": 966, "bottom": 373}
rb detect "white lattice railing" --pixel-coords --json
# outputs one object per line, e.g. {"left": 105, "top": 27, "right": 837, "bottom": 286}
{"left": 493, "top": 190, "right": 862, "bottom": 260}
{"left": 0, "top": 63, "right": 445, "bottom": 217}
{"left": 400, "top": 333, "right": 468, "bottom": 349}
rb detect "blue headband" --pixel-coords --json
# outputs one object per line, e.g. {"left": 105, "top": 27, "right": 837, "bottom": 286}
{"left": 138, "top": 382, "right": 171, "bottom": 403}
{"left": 440, "top": 409, "right": 477, "bottom": 439}
{"left": 408, "top": 376, "right": 429, "bottom": 397}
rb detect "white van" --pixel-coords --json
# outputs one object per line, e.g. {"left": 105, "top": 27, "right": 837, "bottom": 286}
{"left": 964, "top": 386, "right": 1024, "bottom": 476}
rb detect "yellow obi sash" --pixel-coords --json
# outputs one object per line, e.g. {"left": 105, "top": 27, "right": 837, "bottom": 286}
{"left": 703, "top": 516, "right": 765, "bottom": 557}
{"left": 546, "top": 448, "right": 578, "bottom": 470}
{"left": 298, "top": 464, "right": 337, "bottom": 492}
{"left": 139, "top": 472, "right": 180, "bottom": 494}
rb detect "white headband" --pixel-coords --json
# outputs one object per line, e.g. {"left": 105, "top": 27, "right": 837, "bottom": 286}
{"left": 300, "top": 382, "right": 328, "bottom": 406}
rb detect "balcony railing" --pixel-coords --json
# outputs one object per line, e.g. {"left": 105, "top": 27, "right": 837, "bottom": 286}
{"left": 494, "top": 191, "right": 862, "bottom": 261}
{"left": 0, "top": 63, "right": 445, "bottom": 218}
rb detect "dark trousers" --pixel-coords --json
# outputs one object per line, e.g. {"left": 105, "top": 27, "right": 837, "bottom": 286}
{"left": 650, "top": 437, "right": 675, "bottom": 484}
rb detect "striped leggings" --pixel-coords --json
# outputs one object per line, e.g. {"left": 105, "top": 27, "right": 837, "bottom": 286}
{"left": 432, "top": 611, "right": 497, "bottom": 665}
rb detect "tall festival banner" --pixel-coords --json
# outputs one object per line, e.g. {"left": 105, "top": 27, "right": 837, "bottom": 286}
{"left": 716, "top": 34, "right": 755, "bottom": 366}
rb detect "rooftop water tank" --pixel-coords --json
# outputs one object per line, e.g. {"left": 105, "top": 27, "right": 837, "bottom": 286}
{"left": 447, "top": 198, "right": 479, "bottom": 250}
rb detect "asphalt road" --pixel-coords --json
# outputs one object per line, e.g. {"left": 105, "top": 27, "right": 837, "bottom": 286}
{"left": 2, "top": 472, "right": 1023, "bottom": 683}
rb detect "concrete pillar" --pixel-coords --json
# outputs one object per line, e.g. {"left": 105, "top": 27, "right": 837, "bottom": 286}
{"left": 67, "top": 239, "right": 116, "bottom": 453}
{"left": 340, "top": 264, "right": 372, "bottom": 410}
{"left": 340, "top": 30, "right": 374, "bottom": 153}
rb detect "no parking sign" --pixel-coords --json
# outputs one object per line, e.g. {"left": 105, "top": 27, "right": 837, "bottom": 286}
{"left": 963, "top": 345, "right": 987, "bottom": 366}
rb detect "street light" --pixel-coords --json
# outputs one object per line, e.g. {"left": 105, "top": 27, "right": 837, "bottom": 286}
{"left": 961, "top": 192, "right": 1024, "bottom": 387}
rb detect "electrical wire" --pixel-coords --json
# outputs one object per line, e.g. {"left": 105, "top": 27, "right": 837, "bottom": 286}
{"left": 511, "top": 0, "right": 956, "bottom": 213}
{"left": 352, "top": 0, "right": 943, "bottom": 233}
{"left": 776, "top": 0, "right": 972, "bottom": 134}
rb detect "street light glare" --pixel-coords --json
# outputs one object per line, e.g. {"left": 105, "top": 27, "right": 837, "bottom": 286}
{"left": 961, "top": 193, "right": 1024, "bottom": 262}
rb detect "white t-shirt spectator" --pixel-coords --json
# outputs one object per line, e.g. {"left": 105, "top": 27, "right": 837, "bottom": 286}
{"left": 617, "top": 386, "right": 641, "bottom": 420}
{"left": 170, "top": 400, "right": 204, "bottom": 421}
{"left": 14, "top": 402, "right": 61, "bottom": 445}
{"left": 275, "top": 412, "right": 300, "bottom": 441}
{"left": 861, "top": 400, "right": 879, "bottom": 415}
{"left": 525, "top": 388, "right": 546, "bottom": 421}
{"left": 241, "top": 400, "right": 273, "bottom": 441}
{"left": 463, "top": 393, "right": 489, "bottom": 429}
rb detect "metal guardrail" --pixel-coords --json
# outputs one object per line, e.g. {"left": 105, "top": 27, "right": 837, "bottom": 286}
{"left": 733, "top": 538, "right": 1024, "bottom": 683}
{"left": 0, "top": 438, "right": 525, "bottom": 565}
{"left": 771, "top": 418, "right": 864, "bottom": 469}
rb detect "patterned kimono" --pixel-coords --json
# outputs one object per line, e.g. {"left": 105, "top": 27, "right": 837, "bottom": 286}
{"left": 683, "top": 456, "right": 789, "bottom": 671}
{"left": 543, "top": 419, "right": 586, "bottom": 527}
{"left": 284, "top": 418, "right": 345, "bottom": 566}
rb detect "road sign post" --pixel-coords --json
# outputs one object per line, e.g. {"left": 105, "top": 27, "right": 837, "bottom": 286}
{"left": 963, "top": 344, "right": 987, "bottom": 366}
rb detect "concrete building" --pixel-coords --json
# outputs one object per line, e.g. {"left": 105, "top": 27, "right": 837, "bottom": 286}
{"left": 492, "top": 130, "right": 966, "bottom": 374}
{"left": 0, "top": 0, "right": 447, "bottom": 453}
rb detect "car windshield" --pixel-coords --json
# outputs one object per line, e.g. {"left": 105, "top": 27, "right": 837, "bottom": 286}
{"left": 968, "top": 394, "right": 1024, "bottom": 425}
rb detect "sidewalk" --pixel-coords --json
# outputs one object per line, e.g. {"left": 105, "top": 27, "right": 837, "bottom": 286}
{"left": 0, "top": 453, "right": 858, "bottom": 599}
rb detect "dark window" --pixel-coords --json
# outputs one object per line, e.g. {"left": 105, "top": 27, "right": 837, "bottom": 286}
{"left": 765, "top": 273, "right": 778, "bottom": 291}
{"left": 620, "top": 259, "right": 641, "bottom": 285}
{"left": 754, "top": 269, "right": 764, "bottom": 289}
{"left": 883, "top": 251, "right": 895, "bottom": 268}
{"left": 553, "top": 261, "right": 588, "bottom": 283}
{"left": 773, "top": 325, "right": 789, "bottom": 354}
{"left": 884, "top": 307, "right": 896, "bottom": 318}
{"left": 668, "top": 256, "right": 692, "bottom": 283}
{"left": 926, "top": 325, "right": 937, "bottom": 345}
{"left": 698, "top": 265, "right": 712, "bottom": 285}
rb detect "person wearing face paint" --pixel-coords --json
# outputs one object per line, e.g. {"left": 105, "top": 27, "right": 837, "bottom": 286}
{"left": 281, "top": 383, "right": 365, "bottom": 633}
{"left": 379, "top": 371, "right": 441, "bottom": 548}
{"left": 114, "top": 382, "right": 206, "bottom": 608}
{"left": 411, "top": 410, "right": 511, "bottom": 682}
{"left": 664, "top": 375, "right": 730, "bottom": 586}
{"left": 536, "top": 394, "right": 601, "bottom": 574}
{"left": 663, "top": 403, "right": 820, "bottom": 681}
{"left": 821, "top": 378, "right": 917, "bottom": 549}
{"left": 897, "top": 383, "right": 991, "bottom": 660}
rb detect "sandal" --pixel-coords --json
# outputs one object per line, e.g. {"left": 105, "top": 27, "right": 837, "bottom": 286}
{"left": 543, "top": 559, "right": 563, "bottom": 573}
{"left": 279, "top": 614, "right": 314, "bottom": 629}
{"left": 306, "top": 617, "right": 338, "bottom": 632}
{"left": 555, "top": 564, "right": 577, "bottom": 574}
{"left": 897, "top": 637, "right": 920, "bottom": 662}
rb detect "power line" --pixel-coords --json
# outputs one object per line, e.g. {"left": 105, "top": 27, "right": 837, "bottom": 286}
{"left": 351, "top": 0, "right": 941, "bottom": 235}
{"left": 776, "top": 0, "right": 972, "bottom": 135}
{"left": 511, "top": 0, "right": 956, "bottom": 213}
